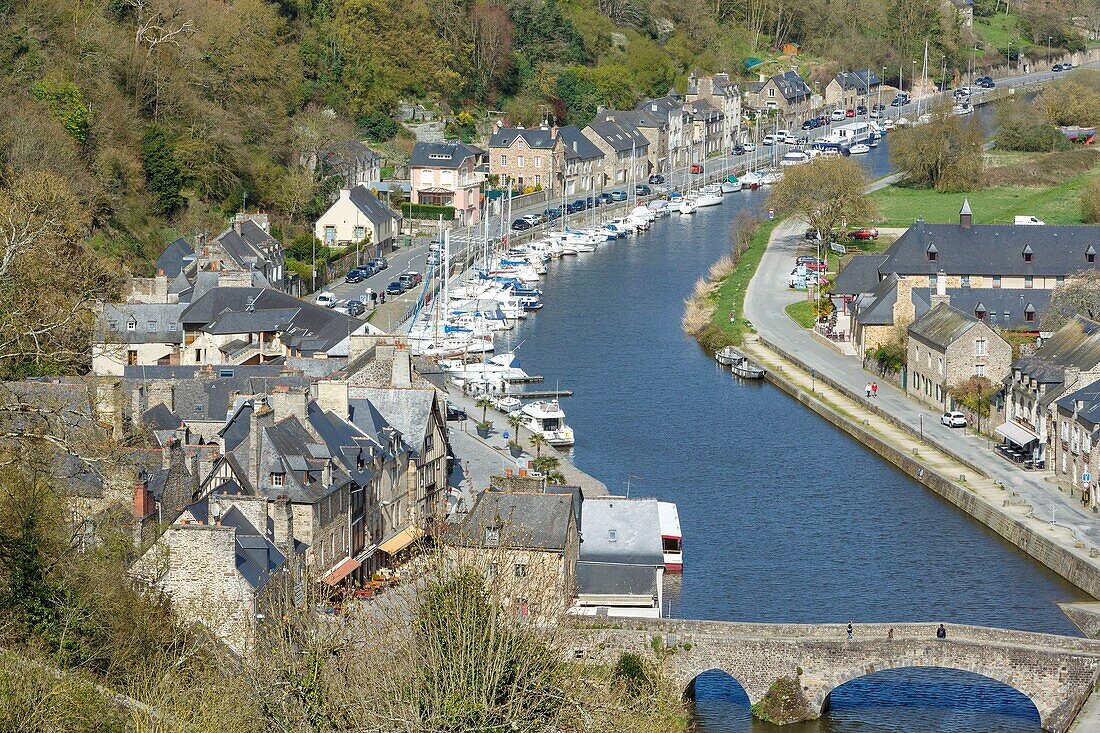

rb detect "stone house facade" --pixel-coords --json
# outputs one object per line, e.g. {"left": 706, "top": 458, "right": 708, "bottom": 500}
{"left": 1053, "top": 381, "right": 1100, "bottom": 506}
{"left": 557, "top": 125, "right": 604, "bottom": 195}
{"left": 742, "top": 70, "right": 813, "bottom": 122}
{"left": 581, "top": 118, "right": 651, "bottom": 188}
{"left": 906, "top": 300, "right": 1012, "bottom": 410}
{"left": 637, "top": 94, "right": 690, "bottom": 171}
{"left": 824, "top": 69, "right": 882, "bottom": 110}
{"left": 488, "top": 127, "right": 564, "bottom": 193}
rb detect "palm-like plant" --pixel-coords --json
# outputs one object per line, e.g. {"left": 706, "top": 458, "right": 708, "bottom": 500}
{"left": 527, "top": 432, "right": 548, "bottom": 458}
{"left": 475, "top": 396, "right": 494, "bottom": 425}
{"left": 506, "top": 413, "right": 525, "bottom": 446}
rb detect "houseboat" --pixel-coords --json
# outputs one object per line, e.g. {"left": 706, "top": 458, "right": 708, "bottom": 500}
{"left": 657, "top": 501, "right": 683, "bottom": 572}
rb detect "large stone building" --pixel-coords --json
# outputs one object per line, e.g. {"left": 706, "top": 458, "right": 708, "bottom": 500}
{"left": 1053, "top": 381, "right": 1100, "bottom": 505}
{"left": 1003, "top": 316, "right": 1100, "bottom": 466}
{"left": 742, "top": 70, "right": 813, "bottom": 121}
{"left": 581, "top": 117, "right": 651, "bottom": 189}
{"left": 906, "top": 300, "right": 1012, "bottom": 410}
{"left": 557, "top": 125, "right": 604, "bottom": 195}
{"left": 636, "top": 93, "right": 690, "bottom": 171}
{"left": 825, "top": 69, "right": 882, "bottom": 110}
{"left": 488, "top": 127, "right": 563, "bottom": 193}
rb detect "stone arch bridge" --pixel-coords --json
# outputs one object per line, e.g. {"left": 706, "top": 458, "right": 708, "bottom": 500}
{"left": 569, "top": 618, "right": 1100, "bottom": 732}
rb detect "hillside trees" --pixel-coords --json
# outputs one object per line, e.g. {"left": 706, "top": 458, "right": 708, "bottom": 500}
{"left": 768, "top": 156, "right": 876, "bottom": 243}
{"left": 890, "top": 107, "right": 984, "bottom": 191}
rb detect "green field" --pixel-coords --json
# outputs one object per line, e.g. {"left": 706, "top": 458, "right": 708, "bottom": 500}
{"left": 972, "top": 12, "right": 1027, "bottom": 53}
{"left": 710, "top": 220, "right": 779, "bottom": 345}
{"left": 784, "top": 300, "right": 817, "bottom": 328}
{"left": 870, "top": 174, "right": 1095, "bottom": 227}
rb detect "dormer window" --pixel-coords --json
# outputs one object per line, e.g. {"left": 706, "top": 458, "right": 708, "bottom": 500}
{"left": 974, "top": 304, "right": 986, "bottom": 321}
{"left": 126, "top": 318, "right": 137, "bottom": 331}
{"left": 926, "top": 243, "right": 938, "bottom": 262}
{"left": 1022, "top": 244, "right": 1033, "bottom": 263}
{"left": 270, "top": 472, "right": 285, "bottom": 487}
{"left": 484, "top": 526, "right": 500, "bottom": 547}
{"left": 1087, "top": 245, "right": 1096, "bottom": 263}
{"left": 1025, "top": 304, "right": 1036, "bottom": 323}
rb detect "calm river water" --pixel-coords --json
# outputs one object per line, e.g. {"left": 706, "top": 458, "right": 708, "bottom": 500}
{"left": 493, "top": 109, "right": 1088, "bottom": 732}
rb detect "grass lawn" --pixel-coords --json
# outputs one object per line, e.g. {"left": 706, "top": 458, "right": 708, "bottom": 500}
{"left": 870, "top": 174, "right": 1095, "bottom": 227}
{"left": 972, "top": 12, "right": 1027, "bottom": 52}
{"left": 710, "top": 219, "right": 779, "bottom": 344}
{"left": 785, "top": 300, "right": 816, "bottom": 328}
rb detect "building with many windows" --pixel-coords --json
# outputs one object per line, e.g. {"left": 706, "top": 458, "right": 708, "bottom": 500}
{"left": 488, "top": 126, "right": 563, "bottom": 193}
{"left": 556, "top": 125, "right": 604, "bottom": 195}
{"left": 409, "top": 142, "right": 485, "bottom": 225}
{"left": 1053, "top": 381, "right": 1100, "bottom": 505}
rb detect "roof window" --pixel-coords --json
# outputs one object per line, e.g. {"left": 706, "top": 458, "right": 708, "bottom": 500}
{"left": 1087, "top": 245, "right": 1096, "bottom": 263}
{"left": 926, "top": 243, "right": 938, "bottom": 262}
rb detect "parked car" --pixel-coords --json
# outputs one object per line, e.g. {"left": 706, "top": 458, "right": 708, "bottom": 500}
{"left": 872, "top": 103, "right": 886, "bottom": 112}
{"left": 783, "top": 134, "right": 799, "bottom": 145}
{"left": 891, "top": 93, "right": 910, "bottom": 106}
{"left": 941, "top": 411, "right": 967, "bottom": 428}
{"left": 372, "top": 257, "right": 388, "bottom": 271}
{"left": 597, "top": 192, "right": 614, "bottom": 205}
{"left": 357, "top": 263, "right": 378, "bottom": 278}
{"left": 634, "top": 184, "right": 652, "bottom": 196}
{"left": 1063, "top": 62, "right": 1074, "bottom": 70}
{"left": 830, "top": 109, "right": 846, "bottom": 121}
{"left": 797, "top": 255, "right": 825, "bottom": 265}
{"left": 856, "top": 105, "right": 867, "bottom": 116}
{"left": 848, "top": 227, "right": 880, "bottom": 240}
{"left": 585, "top": 195, "right": 597, "bottom": 207}
{"left": 975, "top": 76, "right": 995, "bottom": 88}
{"left": 542, "top": 208, "right": 559, "bottom": 221}
{"left": 511, "top": 218, "right": 533, "bottom": 231}
{"left": 648, "top": 174, "right": 665, "bottom": 185}
{"left": 399, "top": 271, "right": 422, "bottom": 288}
{"left": 344, "top": 270, "right": 364, "bottom": 284}
{"left": 690, "top": 162, "right": 704, "bottom": 174}
{"left": 762, "top": 134, "right": 777, "bottom": 146}
{"left": 446, "top": 401, "right": 467, "bottom": 421}
{"left": 342, "top": 300, "right": 365, "bottom": 317}
{"left": 610, "top": 190, "right": 627, "bottom": 202}
{"left": 802, "top": 230, "right": 820, "bottom": 241}
{"left": 426, "top": 251, "right": 441, "bottom": 265}
{"left": 315, "top": 291, "right": 337, "bottom": 308}
{"left": 742, "top": 142, "right": 756, "bottom": 152}
{"left": 869, "top": 108, "right": 883, "bottom": 119}
{"left": 1052, "top": 64, "right": 1065, "bottom": 72}
{"left": 845, "top": 108, "right": 856, "bottom": 118}
{"left": 386, "top": 281, "right": 405, "bottom": 295}
{"left": 802, "top": 259, "right": 828, "bottom": 271}
{"left": 802, "top": 118, "right": 819, "bottom": 130}
{"left": 732, "top": 144, "right": 746, "bottom": 155}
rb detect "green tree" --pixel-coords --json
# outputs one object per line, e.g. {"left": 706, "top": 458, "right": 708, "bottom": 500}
{"left": 140, "top": 125, "right": 184, "bottom": 215}
{"left": 31, "top": 79, "right": 91, "bottom": 146}
{"left": 359, "top": 110, "right": 399, "bottom": 142}
{"left": 889, "top": 107, "right": 984, "bottom": 191}
{"left": 767, "top": 156, "right": 877, "bottom": 246}
{"left": 949, "top": 376, "right": 999, "bottom": 431}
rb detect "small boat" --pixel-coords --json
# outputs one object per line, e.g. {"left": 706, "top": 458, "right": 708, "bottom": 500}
{"left": 739, "top": 171, "right": 763, "bottom": 188}
{"left": 679, "top": 198, "right": 697, "bottom": 215}
{"left": 849, "top": 143, "right": 870, "bottom": 155}
{"left": 695, "top": 192, "right": 723, "bottom": 207}
{"left": 517, "top": 400, "right": 575, "bottom": 446}
{"left": 779, "top": 151, "right": 811, "bottom": 166}
{"left": 714, "top": 346, "right": 766, "bottom": 379}
{"left": 493, "top": 395, "right": 521, "bottom": 413}
{"left": 721, "top": 175, "right": 742, "bottom": 193}
{"left": 951, "top": 103, "right": 973, "bottom": 116}
{"left": 657, "top": 501, "right": 683, "bottom": 573}
{"left": 760, "top": 169, "right": 782, "bottom": 185}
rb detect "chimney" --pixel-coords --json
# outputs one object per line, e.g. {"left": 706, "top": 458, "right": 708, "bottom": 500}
{"left": 162, "top": 437, "right": 177, "bottom": 472}
{"left": 316, "top": 380, "right": 349, "bottom": 419}
{"left": 391, "top": 345, "right": 412, "bottom": 388}
{"left": 269, "top": 385, "right": 310, "bottom": 422}
{"left": 322, "top": 460, "right": 332, "bottom": 488}
{"left": 154, "top": 272, "right": 169, "bottom": 302}
{"left": 930, "top": 271, "right": 951, "bottom": 308}
{"left": 232, "top": 219, "right": 242, "bottom": 234}
{"left": 960, "top": 198, "right": 972, "bottom": 228}
{"left": 759, "top": 73, "right": 766, "bottom": 83}
{"left": 340, "top": 188, "right": 351, "bottom": 201}
{"left": 188, "top": 448, "right": 201, "bottom": 497}
{"left": 250, "top": 400, "right": 275, "bottom": 491}
{"left": 133, "top": 479, "right": 154, "bottom": 519}
{"left": 272, "top": 495, "right": 295, "bottom": 553}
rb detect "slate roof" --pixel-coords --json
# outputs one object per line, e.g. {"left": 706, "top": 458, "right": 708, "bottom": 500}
{"left": 143, "top": 403, "right": 184, "bottom": 431}
{"left": 593, "top": 108, "right": 665, "bottom": 130}
{"left": 771, "top": 71, "right": 812, "bottom": 102}
{"left": 911, "top": 288, "right": 1051, "bottom": 331}
{"left": 180, "top": 287, "right": 364, "bottom": 355}
{"left": 853, "top": 274, "right": 931, "bottom": 326}
{"left": 323, "top": 139, "right": 380, "bottom": 166}
{"left": 578, "top": 498, "right": 663, "bottom": 565}
{"left": 831, "top": 255, "right": 889, "bottom": 295}
{"left": 256, "top": 412, "right": 353, "bottom": 504}
{"left": 908, "top": 302, "right": 980, "bottom": 350}
{"left": 637, "top": 95, "right": 683, "bottom": 120}
{"left": 212, "top": 503, "right": 287, "bottom": 590}
{"left": 1057, "top": 381, "right": 1100, "bottom": 428}
{"left": 156, "top": 238, "right": 195, "bottom": 278}
{"left": 150, "top": 374, "right": 311, "bottom": 424}
{"left": 409, "top": 142, "right": 483, "bottom": 169}
{"left": 879, "top": 220, "right": 1100, "bottom": 277}
{"left": 100, "top": 302, "right": 186, "bottom": 344}
{"left": 351, "top": 388, "right": 436, "bottom": 456}
{"left": 122, "top": 364, "right": 291, "bottom": 380}
{"left": 347, "top": 185, "right": 401, "bottom": 226}
{"left": 488, "top": 127, "right": 558, "bottom": 149}
{"left": 576, "top": 561, "right": 657, "bottom": 597}
{"left": 687, "top": 98, "right": 723, "bottom": 121}
{"left": 557, "top": 125, "right": 604, "bottom": 162}
{"left": 452, "top": 492, "right": 575, "bottom": 551}
{"left": 833, "top": 69, "right": 882, "bottom": 94}
{"left": 214, "top": 220, "right": 279, "bottom": 269}
{"left": 1012, "top": 317, "right": 1100, "bottom": 386}
{"left": 584, "top": 118, "right": 650, "bottom": 153}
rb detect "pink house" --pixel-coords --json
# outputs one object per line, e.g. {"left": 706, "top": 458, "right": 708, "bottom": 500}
{"left": 409, "top": 142, "right": 486, "bottom": 225}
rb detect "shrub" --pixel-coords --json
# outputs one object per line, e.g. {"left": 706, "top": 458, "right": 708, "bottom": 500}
{"left": 400, "top": 203, "right": 456, "bottom": 220}
{"left": 996, "top": 118, "right": 1070, "bottom": 152}
{"left": 612, "top": 652, "right": 652, "bottom": 695}
{"left": 140, "top": 125, "right": 184, "bottom": 215}
{"left": 31, "top": 78, "right": 91, "bottom": 145}
{"left": 359, "top": 110, "right": 398, "bottom": 142}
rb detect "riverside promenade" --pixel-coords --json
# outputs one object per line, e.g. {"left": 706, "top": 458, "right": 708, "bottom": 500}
{"left": 743, "top": 217, "right": 1100, "bottom": 600}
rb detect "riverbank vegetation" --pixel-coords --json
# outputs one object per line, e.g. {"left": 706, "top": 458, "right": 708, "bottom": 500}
{"left": 681, "top": 213, "right": 776, "bottom": 350}
{"left": 767, "top": 157, "right": 876, "bottom": 244}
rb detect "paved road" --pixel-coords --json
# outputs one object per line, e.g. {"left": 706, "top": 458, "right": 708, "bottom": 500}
{"left": 743, "top": 218, "right": 1100, "bottom": 547}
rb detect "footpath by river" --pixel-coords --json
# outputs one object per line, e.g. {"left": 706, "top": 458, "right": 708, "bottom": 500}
{"left": 477, "top": 100, "right": 1097, "bottom": 731}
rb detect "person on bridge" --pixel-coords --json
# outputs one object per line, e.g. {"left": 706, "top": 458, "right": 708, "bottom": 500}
{"left": 847, "top": 622, "right": 853, "bottom": 640}
{"left": 936, "top": 624, "right": 947, "bottom": 640}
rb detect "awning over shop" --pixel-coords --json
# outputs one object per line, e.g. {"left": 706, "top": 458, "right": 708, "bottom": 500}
{"left": 321, "top": 556, "right": 361, "bottom": 586}
{"left": 378, "top": 526, "right": 425, "bottom": 555}
{"left": 995, "top": 421, "right": 1039, "bottom": 446}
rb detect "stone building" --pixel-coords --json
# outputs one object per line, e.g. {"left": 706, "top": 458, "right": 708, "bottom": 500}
{"left": 1053, "top": 381, "right": 1100, "bottom": 505}
{"left": 685, "top": 72, "right": 742, "bottom": 150}
{"left": 488, "top": 126, "right": 564, "bottom": 193}
{"left": 742, "top": 70, "right": 813, "bottom": 122}
{"left": 824, "top": 69, "right": 882, "bottom": 110}
{"left": 581, "top": 117, "right": 651, "bottom": 189}
{"left": 636, "top": 93, "right": 690, "bottom": 171}
{"left": 906, "top": 300, "right": 1012, "bottom": 410}
{"left": 1004, "top": 316, "right": 1100, "bottom": 466}
{"left": 557, "top": 125, "right": 604, "bottom": 195}
{"left": 447, "top": 490, "right": 579, "bottom": 618}
{"left": 590, "top": 109, "right": 665, "bottom": 176}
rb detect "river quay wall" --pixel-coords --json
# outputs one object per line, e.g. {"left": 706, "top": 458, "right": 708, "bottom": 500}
{"left": 755, "top": 336, "right": 1100, "bottom": 601}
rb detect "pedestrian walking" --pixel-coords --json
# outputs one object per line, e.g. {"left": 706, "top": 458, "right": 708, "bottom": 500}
{"left": 871, "top": 382, "right": 879, "bottom": 398}
{"left": 887, "top": 627, "right": 894, "bottom": 641}
{"left": 865, "top": 383, "right": 872, "bottom": 398}
{"left": 936, "top": 623, "right": 947, "bottom": 640}
{"left": 847, "top": 622, "right": 853, "bottom": 640}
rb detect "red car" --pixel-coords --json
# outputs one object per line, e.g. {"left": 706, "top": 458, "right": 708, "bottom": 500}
{"left": 845, "top": 109, "right": 856, "bottom": 118}
{"left": 802, "top": 260, "right": 828, "bottom": 272}
{"left": 848, "top": 227, "right": 879, "bottom": 240}
{"left": 690, "top": 163, "right": 704, "bottom": 174}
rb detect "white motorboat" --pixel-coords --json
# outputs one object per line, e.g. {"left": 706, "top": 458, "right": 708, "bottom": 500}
{"left": 630, "top": 205, "right": 656, "bottom": 222}
{"left": 440, "top": 351, "right": 527, "bottom": 382}
{"left": 678, "top": 198, "right": 697, "bottom": 215}
{"left": 720, "top": 178, "right": 743, "bottom": 193}
{"left": 779, "top": 151, "right": 811, "bottom": 166}
{"left": 849, "top": 143, "right": 870, "bottom": 155}
{"left": 714, "top": 346, "right": 765, "bottom": 378}
{"left": 952, "top": 103, "right": 973, "bottom": 116}
{"left": 517, "top": 400, "right": 574, "bottom": 446}
{"left": 408, "top": 334, "right": 495, "bottom": 358}
{"left": 493, "top": 395, "right": 521, "bottom": 413}
{"left": 740, "top": 171, "right": 763, "bottom": 187}
{"left": 760, "top": 169, "right": 783, "bottom": 185}
{"left": 695, "top": 190, "right": 724, "bottom": 207}
{"left": 657, "top": 501, "right": 683, "bottom": 572}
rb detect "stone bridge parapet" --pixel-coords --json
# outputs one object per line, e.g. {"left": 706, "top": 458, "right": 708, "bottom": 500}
{"left": 566, "top": 618, "right": 1100, "bottom": 732}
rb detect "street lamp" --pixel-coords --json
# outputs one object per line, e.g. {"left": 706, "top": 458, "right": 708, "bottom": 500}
{"left": 1007, "top": 42, "right": 1012, "bottom": 73}
{"left": 941, "top": 55, "right": 947, "bottom": 93}
{"left": 1048, "top": 36, "right": 1052, "bottom": 60}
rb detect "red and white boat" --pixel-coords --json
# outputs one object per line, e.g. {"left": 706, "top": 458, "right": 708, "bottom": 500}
{"left": 657, "top": 501, "right": 682, "bottom": 572}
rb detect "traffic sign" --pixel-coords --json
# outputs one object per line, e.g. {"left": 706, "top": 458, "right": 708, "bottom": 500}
{"left": 1084, "top": 471, "right": 1092, "bottom": 483}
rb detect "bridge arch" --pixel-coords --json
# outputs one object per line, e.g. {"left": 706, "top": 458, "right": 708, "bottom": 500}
{"left": 683, "top": 667, "right": 752, "bottom": 703}
{"left": 818, "top": 662, "right": 1045, "bottom": 727}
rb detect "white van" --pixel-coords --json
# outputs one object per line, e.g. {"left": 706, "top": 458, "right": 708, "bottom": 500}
{"left": 762, "top": 134, "right": 777, "bottom": 146}
{"left": 1014, "top": 215, "right": 1045, "bottom": 225}
{"left": 315, "top": 291, "right": 338, "bottom": 308}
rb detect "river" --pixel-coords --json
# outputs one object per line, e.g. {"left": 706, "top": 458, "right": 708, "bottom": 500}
{"left": 491, "top": 107, "right": 1089, "bottom": 732}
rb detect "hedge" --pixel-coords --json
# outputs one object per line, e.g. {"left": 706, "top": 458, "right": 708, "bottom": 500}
{"left": 401, "top": 203, "right": 456, "bottom": 220}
